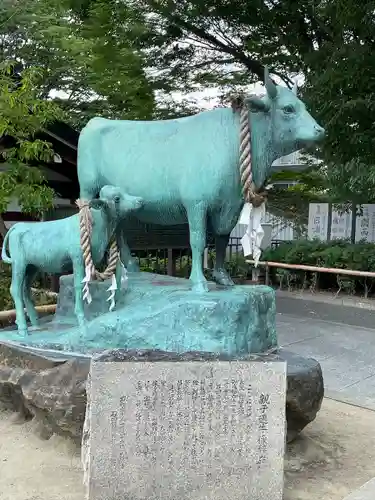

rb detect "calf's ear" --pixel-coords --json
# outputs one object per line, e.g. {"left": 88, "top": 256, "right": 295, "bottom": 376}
{"left": 245, "top": 95, "right": 270, "bottom": 113}
{"left": 135, "top": 196, "right": 144, "bottom": 207}
{"left": 89, "top": 199, "right": 107, "bottom": 210}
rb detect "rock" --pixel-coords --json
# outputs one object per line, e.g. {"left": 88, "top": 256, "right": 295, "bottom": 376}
{"left": 280, "top": 350, "right": 324, "bottom": 442}
{"left": 0, "top": 273, "right": 277, "bottom": 356}
{"left": 0, "top": 342, "right": 90, "bottom": 443}
{"left": 0, "top": 343, "right": 323, "bottom": 443}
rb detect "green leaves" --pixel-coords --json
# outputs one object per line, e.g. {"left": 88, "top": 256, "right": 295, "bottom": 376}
{"left": 0, "top": 0, "right": 156, "bottom": 128}
{"left": 113, "top": 0, "right": 375, "bottom": 201}
{"left": 0, "top": 163, "right": 54, "bottom": 216}
{"left": 262, "top": 239, "right": 375, "bottom": 296}
{"left": 0, "top": 63, "right": 59, "bottom": 218}
{"left": 1, "top": 0, "right": 374, "bottom": 210}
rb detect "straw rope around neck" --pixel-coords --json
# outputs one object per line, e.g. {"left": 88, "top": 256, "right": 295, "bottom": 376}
{"left": 231, "top": 96, "right": 268, "bottom": 207}
{"left": 76, "top": 199, "right": 119, "bottom": 282}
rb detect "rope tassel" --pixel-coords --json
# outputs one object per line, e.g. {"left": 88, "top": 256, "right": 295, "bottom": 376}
{"left": 106, "top": 274, "right": 117, "bottom": 312}
{"left": 82, "top": 265, "right": 93, "bottom": 305}
{"left": 76, "top": 200, "right": 120, "bottom": 311}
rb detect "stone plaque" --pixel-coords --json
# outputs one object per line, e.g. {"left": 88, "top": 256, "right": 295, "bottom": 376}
{"left": 84, "top": 360, "right": 286, "bottom": 500}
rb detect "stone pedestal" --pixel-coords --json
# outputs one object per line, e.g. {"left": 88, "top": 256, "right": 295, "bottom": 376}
{"left": 0, "top": 272, "right": 324, "bottom": 443}
{"left": 0, "top": 273, "right": 277, "bottom": 356}
{"left": 0, "top": 343, "right": 323, "bottom": 444}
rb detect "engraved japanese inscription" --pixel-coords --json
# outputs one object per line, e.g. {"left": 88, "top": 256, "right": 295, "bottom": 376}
{"left": 86, "top": 361, "right": 286, "bottom": 500}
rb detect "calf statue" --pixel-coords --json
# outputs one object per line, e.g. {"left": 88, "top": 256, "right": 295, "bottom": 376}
{"left": 77, "top": 68, "right": 325, "bottom": 292}
{"left": 1, "top": 186, "right": 143, "bottom": 334}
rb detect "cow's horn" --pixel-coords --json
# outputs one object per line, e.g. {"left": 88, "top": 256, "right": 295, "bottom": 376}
{"left": 264, "top": 66, "right": 277, "bottom": 100}
{"left": 292, "top": 80, "right": 298, "bottom": 95}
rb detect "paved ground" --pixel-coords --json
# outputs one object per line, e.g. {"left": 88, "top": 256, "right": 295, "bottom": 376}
{"left": 343, "top": 477, "right": 375, "bottom": 500}
{"left": 276, "top": 291, "right": 375, "bottom": 410}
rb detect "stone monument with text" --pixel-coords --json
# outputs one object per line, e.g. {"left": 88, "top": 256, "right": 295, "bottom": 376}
{"left": 83, "top": 352, "right": 287, "bottom": 500}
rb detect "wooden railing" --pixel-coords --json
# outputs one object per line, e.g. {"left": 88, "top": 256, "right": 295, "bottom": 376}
{"left": 0, "top": 304, "right": 56, "bottom": 327}
{"left": 246, "top": 260, "right": 375, "bottom": 286}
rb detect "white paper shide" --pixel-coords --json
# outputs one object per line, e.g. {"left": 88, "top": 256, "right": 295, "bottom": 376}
{"left": 240, "top": 202, "right": 266, "bottom": 266}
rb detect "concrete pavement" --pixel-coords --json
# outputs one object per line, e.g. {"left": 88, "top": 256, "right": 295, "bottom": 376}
{"left": 276, "top": 291, "right": 375, "bottom": 410}
{"left": 342, "top": 477, "right": 375, "bottom": 500}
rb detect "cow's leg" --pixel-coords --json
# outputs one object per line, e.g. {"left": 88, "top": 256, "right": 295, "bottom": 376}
{"left": 10, "top": 261, "right": 28, "bottom": 334}
{"left": 209, "top": 205, "right": 242, "bottom": 287}
{"left": 23, "top": 266, "right": 39, "bottom": 326}
{"left": 212, "top": 233, "right": 235, "bottom": 286}
{"left": 186, "top": 202, "right": 208, "bottom": 293}
{"left": 116, "top": 227, "right": 139, "bottom": 272}
{"left": 72, "top": 255, "right": 86, "bottom": 328}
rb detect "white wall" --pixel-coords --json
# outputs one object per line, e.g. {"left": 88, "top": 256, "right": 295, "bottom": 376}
{"left": 231, "top": 212, "right": 294, "bottom": 242}
{"left": 4, "top": 197, "right": 74, "bottom": 228}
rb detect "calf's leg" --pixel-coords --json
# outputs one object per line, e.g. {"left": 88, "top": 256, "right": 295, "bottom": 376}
{"left": 10, "top": 262, "right": 28, "bottom": 334}
{"left": 186, "top": 202, "right": 208, "bottom": 293}
{"left": 72, "top": 255, "right": 86, "bottom": 328}
{"left": 116, "top": 227, "right": 139, "bottom": 272}
{"left": 23, "top": 266, "right": 39, "bottom": 326}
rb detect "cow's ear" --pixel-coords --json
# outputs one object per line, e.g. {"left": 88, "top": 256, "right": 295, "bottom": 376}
{"left": 245, "top": 95, "right": 270, "bottom": 113}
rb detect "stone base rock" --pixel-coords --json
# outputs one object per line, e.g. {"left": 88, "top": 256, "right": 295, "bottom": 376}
{"left": 0, "top": 273, "right": 277, "bottom": 356}
{"left": 0, "top": 343, "right": 323, "bottom": 444}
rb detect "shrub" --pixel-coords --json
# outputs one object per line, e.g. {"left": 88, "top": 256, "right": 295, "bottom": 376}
{"left": 261, "top": 239, "right": 375, "bottom": 296}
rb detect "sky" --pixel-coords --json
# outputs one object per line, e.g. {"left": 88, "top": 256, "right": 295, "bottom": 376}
{"left": 50, "top": 72, "right": 302, "bottom": 111}
{"left": 50, "top": 82, "right": 265, "bottom": 109}
{"left": 169, "top": 81, "right": 265, "bottom": 109}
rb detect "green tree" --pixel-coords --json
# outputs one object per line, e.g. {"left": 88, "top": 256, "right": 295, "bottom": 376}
{"left": 115, "top": 0, "right": 375, "bottom": 196}
{"left": 4, "top": 0, "right": 374, "bottom": 206}
{"left": 0, "top": 0, "right": 156, "bottom": 128}
{"left": 266, "top": 166, "right": 328, "bottom": 231}
{"left": 0, "top": 63, "right": 63, "bottom": 237}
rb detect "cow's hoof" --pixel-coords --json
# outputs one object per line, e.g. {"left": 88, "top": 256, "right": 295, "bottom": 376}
{"left": 29, "top": 317, "right": 39, "bottom": 328}
{"left": 191, "top": 281, "right": 209, "bottom": 293}
{"left": 212, "top": 269, "right": 235, "bottom": 287}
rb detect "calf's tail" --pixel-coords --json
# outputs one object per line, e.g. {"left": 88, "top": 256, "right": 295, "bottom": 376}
{"left": 1, "top": 226, "right": 14, "bottom": 264}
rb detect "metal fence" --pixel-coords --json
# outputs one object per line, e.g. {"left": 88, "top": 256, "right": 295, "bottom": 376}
{"left": 132, "top": 237, "right": 245, "bottom": 277}
{"left": 0, "top": 237, "right": 291, "bottom": 293}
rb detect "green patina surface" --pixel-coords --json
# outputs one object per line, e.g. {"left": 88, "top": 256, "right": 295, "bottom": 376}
{"left": 0, "top": 69, "right": 325, "bottom": 347}
{"left": 0, "top": 273, "right": 277, "bottom": 356}
{"left": 77, "top": 69, "right": 325, "bottom": 292}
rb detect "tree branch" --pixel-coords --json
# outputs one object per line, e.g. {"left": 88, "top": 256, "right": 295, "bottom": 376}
{"left": 175, "top": 16, "right": 265, "bottom": 78}
{"left": 146, "top": 0, "right": 265, "bottom": 79}
{"left": 190, "top": 57, "right": 236, "bottom": 70}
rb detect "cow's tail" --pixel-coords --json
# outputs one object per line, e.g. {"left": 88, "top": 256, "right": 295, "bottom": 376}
{"left": 1, "top": 226, "right": 14, "bottom": 264}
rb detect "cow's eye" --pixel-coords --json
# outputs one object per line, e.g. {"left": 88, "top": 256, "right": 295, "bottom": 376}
{"left": 114, "top": 195, "right": 120, "bottom": 203}
{"left": 283, "top": 105, "right": 295, "bottom": 114}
